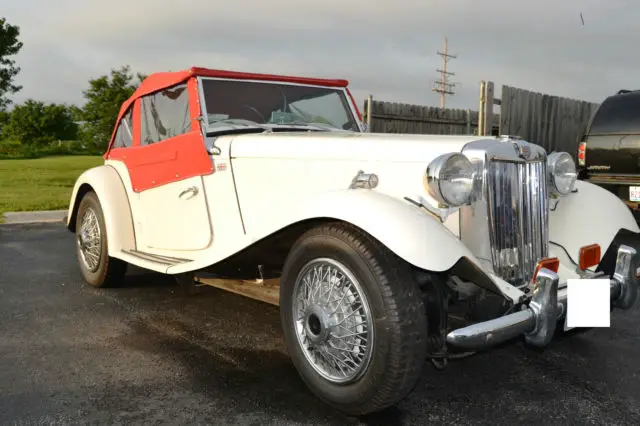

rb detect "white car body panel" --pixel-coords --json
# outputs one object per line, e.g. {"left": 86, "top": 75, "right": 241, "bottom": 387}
{"left": 101, "top": 140, "right": 282, "bottom": 275}
{"left": 105, "top": 160, "right": 216, "bottom": 253}
{"left": 134, "top": 175, "right": 212, "bottom": 251}
{"left": 66, "top": 165, "right": 136, "bottom": 254}
{"left": 549, "top": 179, "right": 640, "bottom": 267}
{"left": 227, "top": 132, "right": 492, "bottom": 237}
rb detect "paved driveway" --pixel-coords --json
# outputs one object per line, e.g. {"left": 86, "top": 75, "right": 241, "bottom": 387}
{"left": 1, "top": 223, "right": 640, "bottom": 425}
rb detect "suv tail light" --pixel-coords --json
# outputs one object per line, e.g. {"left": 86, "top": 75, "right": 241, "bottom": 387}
{"left": 577, "top": 142, "right": 586, "bottom": 166}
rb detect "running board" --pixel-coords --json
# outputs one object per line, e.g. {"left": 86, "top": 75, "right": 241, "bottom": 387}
{"left": 195, "top": 275, "right": 281, "bottom": 306}
{"left": 116, "top": 249, "right": 194, "bottom": 272}
{"left": 122, "top": 249, "right": 192, "bottom": 265}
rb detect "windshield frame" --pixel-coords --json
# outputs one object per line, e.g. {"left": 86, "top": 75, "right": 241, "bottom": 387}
{"left": 195, "top": 76, "right": 364, "bottom": 134}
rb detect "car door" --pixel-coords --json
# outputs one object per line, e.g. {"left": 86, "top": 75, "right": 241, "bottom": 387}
{"left": 111, "top": 81, "right": 214, "bottom": 252}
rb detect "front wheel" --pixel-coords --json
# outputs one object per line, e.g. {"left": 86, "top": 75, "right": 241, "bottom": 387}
{"left": 279, "top": 222, "right": 428, "bottom": 415}
{"left": 75, "top": 191, "right": 127, "bottom": 288}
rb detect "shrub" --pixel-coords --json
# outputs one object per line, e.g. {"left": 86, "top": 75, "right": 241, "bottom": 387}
{"left": 0, "top": 139, "right": 102, "bottom": 159}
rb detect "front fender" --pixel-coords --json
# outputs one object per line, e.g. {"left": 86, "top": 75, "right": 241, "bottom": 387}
{"left": 67, "top": 165, "right": 135, "bottom": 254}
{"left": 290, "top": 190, "right": 521, "bottom": 301}
{"left": 296, "top": 190, "right": 470, "bottom": 271}
{"left": 550, "top": 179, "right": 640, "bottom": 267}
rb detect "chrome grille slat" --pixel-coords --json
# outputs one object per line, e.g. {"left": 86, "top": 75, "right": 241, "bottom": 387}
{"left": 486, "top": 159, "right": 548, "bottom": 287}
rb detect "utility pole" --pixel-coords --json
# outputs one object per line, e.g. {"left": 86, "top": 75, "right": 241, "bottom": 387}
{"left": 432, "top": 37, "right": 456, "bottom": 108}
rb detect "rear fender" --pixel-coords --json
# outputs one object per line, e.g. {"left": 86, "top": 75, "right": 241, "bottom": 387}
{"left": 291, "top": 190, "right": 522, "bottom": 302}
{"left": 549, "top": 179, "right": 640, "bottom": 269}
{"left": 66, "top": 165, "right": 135, "bottom": 254}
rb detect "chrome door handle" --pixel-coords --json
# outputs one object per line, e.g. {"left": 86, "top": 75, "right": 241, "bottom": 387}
{"left": 178, "top": 186, "right": 199, "bottom": 198}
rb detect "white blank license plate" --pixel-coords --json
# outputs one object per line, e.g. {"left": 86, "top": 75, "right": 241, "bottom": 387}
{"left": 630, "top": 186, "right": 640, "bottom": 202}
{"left": 564, "top": 279, "right": 611, "bottom": 330}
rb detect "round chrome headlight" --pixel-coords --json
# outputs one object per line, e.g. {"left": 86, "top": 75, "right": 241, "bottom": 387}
{"left": 547, "top": 152, "right": 577, "bottom": 195}
{"left": 424, "top": 153, "right": 475, "bottom": 207}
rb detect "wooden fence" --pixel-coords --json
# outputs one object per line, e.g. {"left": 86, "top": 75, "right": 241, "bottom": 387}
{"left": 362, "top": 99, "right": 500, "bottom": 136}
{"left": 496, "top": 85, "right": 600, "bottom": 154}
{"left": 362, "top": 82, "right": 600, "bottom": 157}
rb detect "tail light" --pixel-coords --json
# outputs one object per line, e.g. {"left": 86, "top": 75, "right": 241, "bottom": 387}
{"left": 577, "top": 142, "right": 586, "bottom": 166}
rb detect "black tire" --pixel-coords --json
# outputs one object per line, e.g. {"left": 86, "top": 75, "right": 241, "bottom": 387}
{"left": 279, "top": 222, "right": 428, "bottom": 415}
{"left": 75, "top": 191, "right": 127, "bottom": 288}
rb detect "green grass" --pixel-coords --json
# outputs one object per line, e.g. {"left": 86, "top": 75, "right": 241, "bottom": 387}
{"left": 0, "top": 155, "right": 104, "bottom": 223}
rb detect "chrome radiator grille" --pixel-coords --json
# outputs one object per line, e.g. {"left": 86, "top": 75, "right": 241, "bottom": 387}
{"left": 486, "top": 159, "right": 549, "bottom": 286}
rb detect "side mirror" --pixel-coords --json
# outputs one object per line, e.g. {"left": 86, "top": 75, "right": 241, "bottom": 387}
{"left": 206, "top": 145, "right": 221, "bottom": 155}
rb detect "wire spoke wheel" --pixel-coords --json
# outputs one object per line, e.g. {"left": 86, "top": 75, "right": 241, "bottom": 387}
{"left": 77, "top": 206, "right": 102, "bottom": 273}
{"left": 292, "top": 258, "right": 374, "bottom": 384}
{"left": 280, "top": 223, "right": 428, "bottom": 414}
{"left": 74, "top": 191, "right": 127, "bottom": 288}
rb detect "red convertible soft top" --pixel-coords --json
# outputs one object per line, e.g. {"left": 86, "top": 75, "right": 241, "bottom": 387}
{"left": 117, "top": 67, "right": 350, "bottom": 120}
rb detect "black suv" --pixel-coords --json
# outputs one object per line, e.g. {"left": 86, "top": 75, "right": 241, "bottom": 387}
{"left": 577, "top": 89, "right": 640, "bottom": 223}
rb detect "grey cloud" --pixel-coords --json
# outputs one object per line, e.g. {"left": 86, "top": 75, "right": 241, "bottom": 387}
{"left": 4, "top": 0, "right": 640, "bottom": 111}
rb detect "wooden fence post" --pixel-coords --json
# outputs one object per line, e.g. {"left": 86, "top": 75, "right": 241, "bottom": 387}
{"left": 484, "top": 81, "right": 495, "bottom": 136}
{"left": 478, "top": 81, "right": 496, "bottom": 136}
{"left": 478, "top": 81, "right": 486, "bottom": 136}
{"left": 366, "top": 95, "right": 373, "bottom": 132}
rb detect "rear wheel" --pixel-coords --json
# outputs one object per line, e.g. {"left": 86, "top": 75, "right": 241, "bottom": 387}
{"left": 75, "top": 191, "right": 127, "bottom": 288}
{"left": 279, "top": 222, "right": 428, "bottom": 415}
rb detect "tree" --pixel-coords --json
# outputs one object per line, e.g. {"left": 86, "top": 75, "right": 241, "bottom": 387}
{"left": 67, "top": 104, "right": 84, "bottom": 122}
{"left": 1, "top": 100, "right": 78, "bottom": 147}
{"left": 0, "top": 109, "right": 8, "bottom": 134}
{"left": 0, "top": 17, "right": 23, "bottom": 111}
{"left": 79, "top": 65, "right": 145, "bottom": 150}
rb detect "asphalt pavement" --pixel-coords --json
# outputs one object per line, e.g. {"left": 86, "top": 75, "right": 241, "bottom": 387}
{"left": 1, "top": 222, "right": 640, "bottom": 425}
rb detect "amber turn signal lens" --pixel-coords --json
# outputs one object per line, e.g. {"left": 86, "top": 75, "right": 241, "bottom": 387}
{"left": 579, "top": 244, "right": 601, "bottom": 270}
{"left": 533, "top": 257, "right": 560, "bottom": 282}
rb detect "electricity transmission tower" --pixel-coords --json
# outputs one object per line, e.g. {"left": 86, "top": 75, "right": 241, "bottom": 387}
{"left": 432, "top": 37, "right": 456, "bottom": 108}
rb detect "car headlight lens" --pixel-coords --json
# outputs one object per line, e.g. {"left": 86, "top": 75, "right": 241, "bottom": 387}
{"left": 548, "top": 152, "right": 577, "bottom": 195}
{"left": 424, "top": 153, "right": 475, "bottom": 207}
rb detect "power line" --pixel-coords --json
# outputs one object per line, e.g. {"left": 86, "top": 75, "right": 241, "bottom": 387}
{"left": 432, "top": 37, "right": 456, "bottom": 108}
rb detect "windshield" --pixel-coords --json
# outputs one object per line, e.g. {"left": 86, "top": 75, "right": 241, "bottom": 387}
{"left": 199, "top": 78, "right": 360, "bottom": 132}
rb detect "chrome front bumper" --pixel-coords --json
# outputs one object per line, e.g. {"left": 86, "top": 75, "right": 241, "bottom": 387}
{"left": 446, "top": 245, "right": 638, "bottom": 350}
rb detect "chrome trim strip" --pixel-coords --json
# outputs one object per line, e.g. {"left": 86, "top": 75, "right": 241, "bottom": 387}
{"left": 613, "top": 245, "right": 638, "bottom": 309}
{"left": 460, "top": 137, "right": 548, "bottom": 287}
{"left": 524, "top": 268, "right": 558, "bottom": 347}
{"left": 486, "top": 159, "right": 548, "bottom": 286}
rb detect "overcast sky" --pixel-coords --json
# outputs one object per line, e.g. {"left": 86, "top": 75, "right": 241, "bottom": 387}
{"left": 2, "top": 0, "right": 637, "bottom": 111}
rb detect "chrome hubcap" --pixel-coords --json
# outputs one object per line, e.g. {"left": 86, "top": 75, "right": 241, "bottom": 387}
{"left": 77, "top": 207, "right": 101, "bottom": 272}
{"left": 292, "top": 258, "right": 373, "bottom": 384}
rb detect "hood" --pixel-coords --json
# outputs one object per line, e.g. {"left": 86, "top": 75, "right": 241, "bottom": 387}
{"left": 229, "top": 131, "right": 496, "bottom": 163}
{"left": 227, "top": 131, "right": 501, "bottom": 237}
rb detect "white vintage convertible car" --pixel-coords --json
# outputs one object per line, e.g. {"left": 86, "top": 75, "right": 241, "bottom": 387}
{"left": 66, "top": 67, "right": 640, "bottom": 415}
